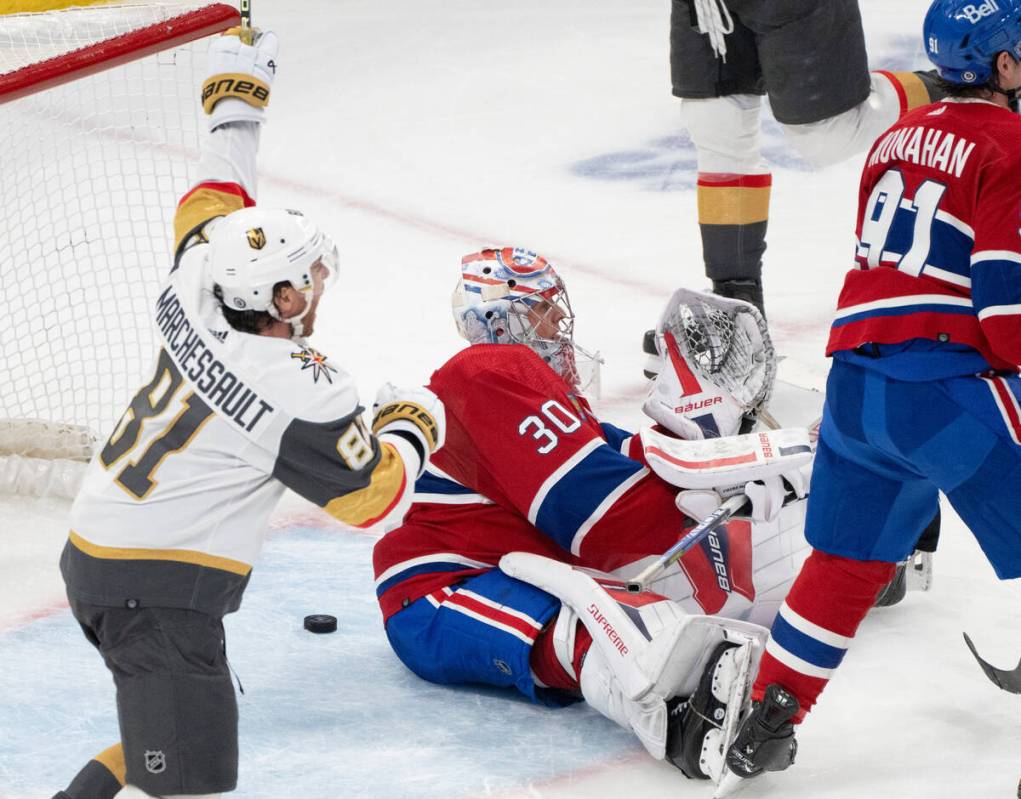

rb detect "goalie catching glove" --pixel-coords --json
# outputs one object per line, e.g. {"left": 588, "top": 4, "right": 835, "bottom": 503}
{"left": 643, "top": 288, "right": 776, "bottom": 440}
{"left": 372, "top": 384, "right": 446, "bottom": 478}
{"left": 202, "top": 27, "right": 278, "bottom": 131}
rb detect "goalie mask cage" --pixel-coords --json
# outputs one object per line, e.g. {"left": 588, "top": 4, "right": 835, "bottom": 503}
{"left": 0, "top": 1, "right": 239, "bottom": 497}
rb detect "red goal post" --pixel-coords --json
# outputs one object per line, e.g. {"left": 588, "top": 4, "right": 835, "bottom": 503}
{"left": 0, "top": 2, "right": 238, "bottom": 104}
{"left": 0, "top": 2, "right": 240, "bottom": 498}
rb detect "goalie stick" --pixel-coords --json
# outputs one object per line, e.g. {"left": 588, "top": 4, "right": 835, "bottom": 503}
{"left": 626, "top": 493, "right": 749, "bottom": 594}
{"left": 962, "top": 632, "right": 1021, "bottom": 694}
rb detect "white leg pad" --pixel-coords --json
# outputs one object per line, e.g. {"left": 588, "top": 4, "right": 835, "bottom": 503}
{"left": 680, "top": 95, "right": 767, "bottom": 175}
{"left": 499, "top": 552, "right": 768, "bottom": 760}
{"left": 578, "top": 643, "right": 671, "bottom": 758}
{"left": 781, "top": 72, "right": 902, "bottom": 168}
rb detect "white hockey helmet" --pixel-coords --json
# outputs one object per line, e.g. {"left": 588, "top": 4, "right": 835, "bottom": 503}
{"left": 452, "top": 247, "right": 586, "bottom": 386}
{"left": 208, "top": 206, "right": 339, "bottom": 336}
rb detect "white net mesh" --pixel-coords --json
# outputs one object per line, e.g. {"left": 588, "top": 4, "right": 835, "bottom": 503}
{"left": 0, "top": 3, "right": 222, "bottom": 460}
{"left": 0, "top": 2, "right": 211, "bottom": 73}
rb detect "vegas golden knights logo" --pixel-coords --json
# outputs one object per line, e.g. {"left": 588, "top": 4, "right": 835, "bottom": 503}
{"left": 246, "top": 227, "right": 266, "bottom": 250}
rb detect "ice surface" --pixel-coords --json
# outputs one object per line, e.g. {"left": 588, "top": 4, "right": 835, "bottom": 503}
{"left": 3, "top": 1, "right": 1021, "bottom": 797}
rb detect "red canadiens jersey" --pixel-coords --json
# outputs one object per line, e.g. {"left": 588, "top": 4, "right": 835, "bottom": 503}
{"left": 372, "top": 345, "right": 765, "bottom": 621}
{"left": 828, "top": 99, "right": 1021, "bottom": 372}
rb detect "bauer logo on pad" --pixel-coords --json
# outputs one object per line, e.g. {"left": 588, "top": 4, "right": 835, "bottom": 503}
{"left": 246, "top": 227, "right": 266, "bottom": 249}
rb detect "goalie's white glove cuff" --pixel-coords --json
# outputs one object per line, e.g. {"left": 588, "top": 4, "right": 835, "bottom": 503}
{"left": 742, "top": 462, "right": 811, "bottom": 524}
{"left": 678, "top": 465, "right": 811, "bottom": 525}
{"left": 203, "top": 29, "right": 279, "bottom": 132}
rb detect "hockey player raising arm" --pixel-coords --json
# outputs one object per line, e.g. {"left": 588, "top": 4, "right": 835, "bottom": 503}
{"left": 372, "top": 248, "right": 812, "bottom": 786}
{"left": 718, "top": 0, "right": 1021, "bottom": 790}
{"left": 55, "top": 29, "right": 443, "bottom": 799}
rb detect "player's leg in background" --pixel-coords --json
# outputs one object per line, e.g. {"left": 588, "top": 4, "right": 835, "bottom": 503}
{"left": 875, "top": 506, "right": 941, "bottom": 606}
{"left": 669, "top": 1, "right": 770, "bottom": 317}
{"left": 736, "top": 0, "right": 944, "bottom": 167}
{"left": 729, "top": 360, "right": 1021, "bottom": 779}
{"left": 747, "top": 360, "right": 939, "bottom": 722}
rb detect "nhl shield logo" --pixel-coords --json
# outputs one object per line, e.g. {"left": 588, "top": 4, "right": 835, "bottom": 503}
{"left": 144, "top": 750, "right": 167, "bottom": 774}
{"left": 246, "top": 227, "right": 267, "bottom": 250}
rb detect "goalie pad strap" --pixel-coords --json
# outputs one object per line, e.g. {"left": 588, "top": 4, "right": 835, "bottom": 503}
{"left": 202, "top": 73, "right": 271, "bottom": 114}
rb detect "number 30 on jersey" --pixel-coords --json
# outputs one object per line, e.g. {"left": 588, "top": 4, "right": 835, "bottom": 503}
{"left": 518, "top": 400, "right": 581, "bottom": 454}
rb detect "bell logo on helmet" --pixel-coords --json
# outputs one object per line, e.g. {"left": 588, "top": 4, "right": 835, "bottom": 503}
{"left": 955, "top": 0, "right": 999, "bottom": 24}
{"left": 246, "top": 227, "right": 267, "bottom": 249}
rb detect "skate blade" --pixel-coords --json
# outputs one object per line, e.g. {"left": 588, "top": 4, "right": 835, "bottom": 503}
{"left": 714, "top": 768, "right": 754, "bottom": 799}
{"left": 906, "top": 551, "right": 933, "bottom": 592}
{"left": 713, "top": 643, "right": 753, "bottom": 772}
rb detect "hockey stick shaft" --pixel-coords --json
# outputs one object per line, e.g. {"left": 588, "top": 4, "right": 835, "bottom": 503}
{"left": 625, "top": 493, "right": 748, "bottom": 593}
{"left": 239, "top": 0, "right": 254, "bottom": 43}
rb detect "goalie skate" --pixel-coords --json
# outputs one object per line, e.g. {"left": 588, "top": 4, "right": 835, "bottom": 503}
{"left": 665, "top": 640, "right": 756, "bottom": 783}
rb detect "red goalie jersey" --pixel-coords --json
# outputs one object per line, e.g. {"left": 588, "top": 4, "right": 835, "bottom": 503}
{"left": 373, "top": 344, "right": 808, "bottom": 626}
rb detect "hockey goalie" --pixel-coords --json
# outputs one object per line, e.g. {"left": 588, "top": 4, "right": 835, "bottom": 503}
{"left": 372, "top": 248, "right": 811, "bottom": 786}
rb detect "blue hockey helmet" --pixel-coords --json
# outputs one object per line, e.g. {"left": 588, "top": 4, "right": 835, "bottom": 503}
{"left": 923, "top": 0, "right": 1021, "bottom": 84}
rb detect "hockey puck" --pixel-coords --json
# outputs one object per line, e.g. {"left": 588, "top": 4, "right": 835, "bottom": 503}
{"left": 303, "top": 614, "right": 337, "bottom": 634}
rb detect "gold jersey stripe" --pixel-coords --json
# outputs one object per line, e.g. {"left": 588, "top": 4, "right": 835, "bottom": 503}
{"left": 0, "top": 0, "right": 117, "bottom": 13}
{"left": 325, "top": 443, "right": 407, "bottom": 528}
{"left": 890, "top": 71, "right": 932, "bottom": 112}
{"left": 697, "top": 184, "right": 771, "bottom": 226}
{"left": 69, "top": 531, "right": 253, "bottom": 576}
{"left": 95, "top": 743, "right": 127, "bottom": 786}
{"left": 173, "top": 185, "right": 249, "bottom": 251}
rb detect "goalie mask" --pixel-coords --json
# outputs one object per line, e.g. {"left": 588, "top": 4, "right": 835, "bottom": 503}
{"left": 208, "top": 206, "right": 339, "bottom": 338}
{"left": 452, "top": 248, "right": 598, "bottom": 389}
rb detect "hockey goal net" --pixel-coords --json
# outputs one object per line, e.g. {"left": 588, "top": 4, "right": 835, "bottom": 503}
{"left": 0, "top": 1, "right": 239, "bottom": 498}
